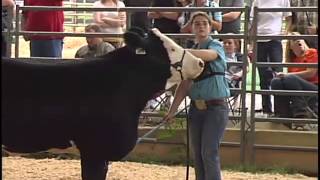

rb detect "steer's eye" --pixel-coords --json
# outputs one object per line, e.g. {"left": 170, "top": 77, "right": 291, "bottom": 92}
{"left": 171, "top": 48, "right": 175, "bottom": 52}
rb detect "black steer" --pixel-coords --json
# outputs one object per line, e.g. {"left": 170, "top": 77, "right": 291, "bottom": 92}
{"left": 2, "top": 27, "right": 204, "bottom": 180}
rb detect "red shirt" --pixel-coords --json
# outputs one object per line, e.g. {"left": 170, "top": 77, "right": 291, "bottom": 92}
{"left": 288, "top": 48, "right": 318, "bottom": 84}
{"left": 24, "top": 0, "right": 64, "bottom": 40}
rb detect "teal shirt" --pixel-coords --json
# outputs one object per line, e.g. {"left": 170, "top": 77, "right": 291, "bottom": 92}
{"left": 189, "top": 37, "right": 231, "bottom": 100}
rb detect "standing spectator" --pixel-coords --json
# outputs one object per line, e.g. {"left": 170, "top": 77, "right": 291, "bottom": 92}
{"left": 123, "top": 0, "right": 151, "bottom": 31}
{"left": 177, "top": 0, "right": 192, "bottom": 28}
{"left": 220, "top": 0, "right": 244, "bottom": 34}
{"left": 180, "top": 0, "right": 222, "bottom": 48}
{"left": 249, "top": 0, "right": 292, "bottom": 114}
{"left": 2, "top": 0, "right": 15, "bottom": 57}
{"left": 23, "top": 0, "right": 64, "bottom": 58}
{"left": 93, "top": 0, "right": 126, "bottom": 48}
{"left": 75, "top": 24, "right": 115, "bottom": 58}
{"left": 148, "top": 0, "right": 180, "bottom": 33}
{"left": 271, "top": 32, "right": 318, "bottom": 124}
{"left": 180, "top": 0, "right": 222, "bottom": 33}
{"left": 289, "top": 0, "right": 318, "bottom": 49}
{"left": 148, "top": 0, "right": 181, "bottom": 109}
{"left": 164, "top": 12, "right": 230, "bottom": 180}
{"left": 177, "top": 0, "right": 192, "bottom": 48}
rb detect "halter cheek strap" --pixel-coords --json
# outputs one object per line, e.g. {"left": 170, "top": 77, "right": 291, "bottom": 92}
{"left": 170, "top": 49, "right": 186, "bottom": 81}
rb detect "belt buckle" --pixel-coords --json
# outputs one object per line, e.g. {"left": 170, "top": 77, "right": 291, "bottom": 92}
{"left": 194, "top": 100, "right": 207, "bottom": 110}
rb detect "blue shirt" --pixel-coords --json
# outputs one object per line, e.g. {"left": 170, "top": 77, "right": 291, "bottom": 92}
{"left": 189, "top": 37, "right": 231, "bottom": 100}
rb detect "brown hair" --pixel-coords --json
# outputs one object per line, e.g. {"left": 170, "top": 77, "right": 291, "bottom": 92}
{"left": 190, "top": 11, "right": 212, "bottom": 26}
{"left": 85, "top": 24, "right": 103, "bottom": 33}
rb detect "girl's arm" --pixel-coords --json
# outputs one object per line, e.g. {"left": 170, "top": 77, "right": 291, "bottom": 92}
{"left": 163, "top": 80, "right": 193, "bottom": 122}
{"left": 187, "top": 49, "right": 219, "bottom": 62}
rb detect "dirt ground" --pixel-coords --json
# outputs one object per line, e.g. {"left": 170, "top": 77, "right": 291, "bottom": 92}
{"left": 2, "top": 156, "right": 316, "bottom": 180}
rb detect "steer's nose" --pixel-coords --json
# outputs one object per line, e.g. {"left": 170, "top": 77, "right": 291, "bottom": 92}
{"left": 198, "top": 60, "right": 204, "bottom": 68}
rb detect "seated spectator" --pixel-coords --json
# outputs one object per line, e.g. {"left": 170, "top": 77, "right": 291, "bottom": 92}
{"left": 75, "top": 24, "right": 115, "bottom": 58}
{"left": 223, "top": 38, "right": 245, "bottom": 90}
{"left": 223, "top": 37, "right": 248, "bottom": 111}
{"left": 271, "top": 32, "right": 318, "bottom": 122}
{"left": 93, "top": 0, "right": 126, "bottom": 48}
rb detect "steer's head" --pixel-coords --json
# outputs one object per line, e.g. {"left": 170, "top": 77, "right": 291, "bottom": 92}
{"left": 124, "top": 27, "right": 204, "bottom": 89}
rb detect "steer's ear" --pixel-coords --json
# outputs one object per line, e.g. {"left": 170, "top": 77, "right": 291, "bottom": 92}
{"left": 124, "top": 31, "right": 145, "bottom": 49}
{"left": 127, "top": 27, "right": 146, "bottom": 38}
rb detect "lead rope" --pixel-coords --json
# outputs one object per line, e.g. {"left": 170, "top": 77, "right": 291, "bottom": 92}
{"left": 184, "top": 97, "right": 190, "bottom": 180}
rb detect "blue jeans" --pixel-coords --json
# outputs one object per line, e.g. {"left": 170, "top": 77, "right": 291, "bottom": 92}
{"left": 188, "top": 103, "right": 229, "bottom": 180}
{"left": 271, "top": 74, "right": 318, "bottom": 117}
{"left": 257, "top": 40, "right": 283, "bottom": 113}
{"left": 30, "top": 39, "right": 63, "bottom": 58}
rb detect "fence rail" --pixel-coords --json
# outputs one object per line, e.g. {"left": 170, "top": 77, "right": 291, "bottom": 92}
{"left": 2, "top": 5, "right": 318, "bottom": 167}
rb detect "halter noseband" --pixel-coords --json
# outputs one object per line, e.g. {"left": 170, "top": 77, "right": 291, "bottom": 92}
{"left": 170, "top": 49, "right": 186, "bottom": 81}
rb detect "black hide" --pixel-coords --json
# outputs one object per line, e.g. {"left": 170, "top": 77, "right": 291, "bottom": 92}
{"left": 2, "top": 28, "right": 171, "bottom": 161}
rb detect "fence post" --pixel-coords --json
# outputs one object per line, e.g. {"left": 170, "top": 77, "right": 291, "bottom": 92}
{"left": 71, "top": 0, "right": 77, "bottom": 32}
{"left": 239, "top": 5, "right": 250, "bottom": 165}
{"left": 5, "top": 6, "right": 14, "bottom": 57}
{"left": 249, "top": 6, "right": 258, "bottom": 165}
{"left": 14, "top": 5, "right": 20, "bottom": 58}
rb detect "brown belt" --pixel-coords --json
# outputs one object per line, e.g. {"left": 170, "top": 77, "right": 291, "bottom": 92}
{"left": 191, "top": 99, "right": 226, "bottom": 110}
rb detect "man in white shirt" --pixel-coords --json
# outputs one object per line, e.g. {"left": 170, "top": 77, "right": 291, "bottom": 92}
{"left": 249, "top": 0, "right": 292, "bottom": 114}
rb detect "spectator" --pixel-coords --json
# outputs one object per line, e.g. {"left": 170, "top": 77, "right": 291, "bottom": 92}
{"left": 220, "top": 0, "right": 244, "bottom": 34}
{"left": 223, "top": 37, "right": 249, "bottom": 111}
{"left": 148, "top": 0, "right": 180, "bottom": 33}
{"left": 180, "top": 0, "right": 222, "bottom": 48}
{"left": 180, "top": 0, "right": 222, "bottom": 34}
{"left": 223, "top": 37, "right": 247, "bottom": 91}
{"left": 164, "top": 12, "right": 230, "bottom": 180}
{"left": 147, "top": 0, "right": 181, "bottom": 109}
{"left": 93, "top": 0, "right": 126, "bottom": 48}
{"left": 2, "top": 0, "right": 15, "bottom": 57}
{"left": 289, "top": 0, "right": 318, "bottom": 49}
{"left": 271, "top": 32, "right": 318, "bottom": 123}
{"left": 249, "top": 0, "right": 292, "bottom": 114}
{"left": 23, "top": 0, "right": 64, "bottom": 58}
{"left": 177, "top": 0, "right": 192, "bottom": 48}
{"left": 177, "top": 0, "right": 192, "bottom": 27}
{"left": 123, "top": 0, "right": 150, "bottom": 31}
{"left": 75, "top": 24, "right": 115, "bottom": 58}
